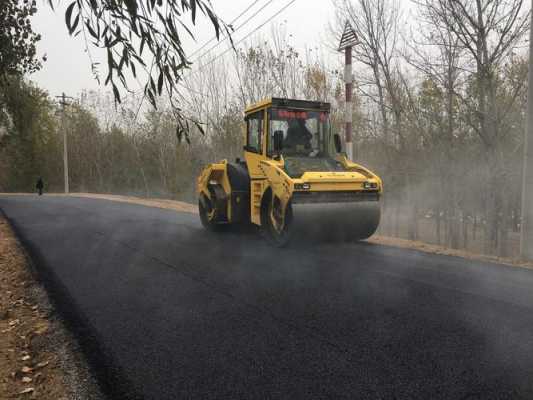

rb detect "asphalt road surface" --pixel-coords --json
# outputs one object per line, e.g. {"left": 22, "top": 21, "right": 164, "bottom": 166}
{"left": 2, "top": 195, "right": 533, "bottom": 400}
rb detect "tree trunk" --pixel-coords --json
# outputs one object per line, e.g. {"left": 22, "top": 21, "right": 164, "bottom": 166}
{"left": 462, "top": 210, "right": 468, "bottom": 250}
{"left": 436, "top": 211, "right": 442, "bottom": 245}
{"left": 407, "top": 174, "right": 418, "bottom": 240}
{"left": 394, "top": 200, "right": 400, "bottom": 238}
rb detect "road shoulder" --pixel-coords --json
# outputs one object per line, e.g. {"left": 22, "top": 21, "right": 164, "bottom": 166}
{"left": 0, "top": 214, "right": 104, "bottom": 399}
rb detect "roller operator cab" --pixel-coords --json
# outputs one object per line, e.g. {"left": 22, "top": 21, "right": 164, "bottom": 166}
{"left": 197, "top": 98, "right": 383, "bottom": 246}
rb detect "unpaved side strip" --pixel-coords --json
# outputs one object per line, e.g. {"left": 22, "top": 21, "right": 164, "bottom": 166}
{"left": 368, "top": 235, "right": 533, "bottom": 270}
{"left": 68, "top": 193, "right": 197, "bottom": 214}
{"left": 0, "top": 214, "right": 104, "bottom": 400}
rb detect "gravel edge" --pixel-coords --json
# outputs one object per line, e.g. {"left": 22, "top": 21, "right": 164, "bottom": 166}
{"left": 1, "top": 212, "right": 105, "bottom": 400}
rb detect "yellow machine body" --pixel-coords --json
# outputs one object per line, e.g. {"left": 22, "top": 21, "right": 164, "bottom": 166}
{"left": 197, "top": 98, "right": 383, "bottom": 246}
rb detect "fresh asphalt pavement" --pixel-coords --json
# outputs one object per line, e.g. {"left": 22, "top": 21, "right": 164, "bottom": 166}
{"left": 1, "top": 195, "right": 533, "bottom": 399}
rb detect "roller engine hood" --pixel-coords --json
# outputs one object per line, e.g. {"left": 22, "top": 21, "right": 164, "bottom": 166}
{"left": 283, "top": 156, "right": 371, "bottom": 182}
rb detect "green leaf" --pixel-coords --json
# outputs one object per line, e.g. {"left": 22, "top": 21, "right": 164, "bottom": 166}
{"left": 105, "top": 47, "right": 114, "bottom": 85}
{"left": 150, "top": 76, "right": 156, "bottom": 94}
{"left": 194, "top": 120, "right": 205, "bottom": 136}
{"left": 205, "top": 8, "right": 219, "bottom": 39}
{"left": 140, "top": 37, "right": 146, "bottom": 55}
{"left": 112, "top": 83, "right": 121, "bottom": 103}
{"left": 65, "top": 2, "right": 76, "bottom": 35}
{"left": 176, "top": 18, "right": 195, "bottom": 40}
{"left": 70, "top": 13, "right": 80, "bottom": 35}
{"left": 157, "top": 70, "right": 164, "bottom": 95}
{"left": 85, "top": 20, "right": 99, "bottom": 40}
{"left": 191, "top": 0, "right": 196, "bottom": 24}
{"left": 124, "top": 0, "right": 138, "bottom": 17}
{"left": 163, "top": 65, "right": 173, "bottom": 85}
{"left": 147, "top": 88, "right": 157, "bottom": 108}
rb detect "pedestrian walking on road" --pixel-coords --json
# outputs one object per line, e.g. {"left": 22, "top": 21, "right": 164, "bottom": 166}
{"left": 36, "top": 177, "right": 44, "bottom": 196}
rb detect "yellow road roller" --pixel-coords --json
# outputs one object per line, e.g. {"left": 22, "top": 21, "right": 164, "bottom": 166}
{"left": 197, "top": 98, "right": 383, "bottom": 246}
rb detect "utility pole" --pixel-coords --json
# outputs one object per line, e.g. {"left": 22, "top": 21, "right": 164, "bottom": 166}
{"left": 56, "top": 93, "right": 74, "bottom": 194}
{"left": 521, "top": 6, "right": 533, "bottom": 260}
{"left": 338, "top": 21, "right": 358, "bottom": 161}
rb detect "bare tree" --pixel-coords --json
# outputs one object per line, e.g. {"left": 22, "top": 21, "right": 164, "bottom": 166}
{"left": 421, "top": 0, "right": 529, "bottom": 255}
{"left": 332, "top": 0, "right": 403, "bottom": 144}
{"left": 405, "top": 1, "right": 467, "bottom": 248}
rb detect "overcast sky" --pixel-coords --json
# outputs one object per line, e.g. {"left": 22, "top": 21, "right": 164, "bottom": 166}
{"left": 30, "top": 0, "right": 337, "bottom": 98}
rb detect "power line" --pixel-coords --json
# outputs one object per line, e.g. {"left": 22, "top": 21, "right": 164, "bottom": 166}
{"left": 123, "top": 1, "right": 269, "bottom": 102}
{"left": 191, "top": 0, "right": 276, "bottom": 63}
{"left": 188, "top": 0, "right": 263, "bottom": 59}
{"left": 177, "top": 81, "right": 209, "bottom": 97}
{"left": 186, "top": 0, "right": 298, "bottom": 79}
{"left": 129, "top": 0, "right": 297, "bottom": 102}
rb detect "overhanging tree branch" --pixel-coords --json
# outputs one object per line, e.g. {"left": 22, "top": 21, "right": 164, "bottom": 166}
{"left": 49, "top": 0, "right": 231, "bottom": 141}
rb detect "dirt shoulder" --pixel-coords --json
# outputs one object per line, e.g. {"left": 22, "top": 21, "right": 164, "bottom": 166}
{"left": 367, "top": 235, "right": 533, "bottom": 270}
{"left": 69, "top": 193, "right": 197, "bottom": 214}
{"left": 0, "top": 215, "right": 103, "bottom": 400}
{"left": 0, "top": 193, "right": 197, "bottom": 214}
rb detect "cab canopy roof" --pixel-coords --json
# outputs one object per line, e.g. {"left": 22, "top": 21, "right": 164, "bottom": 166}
{"left": 245, "top": 98, "right": 331, "bottom": 114}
